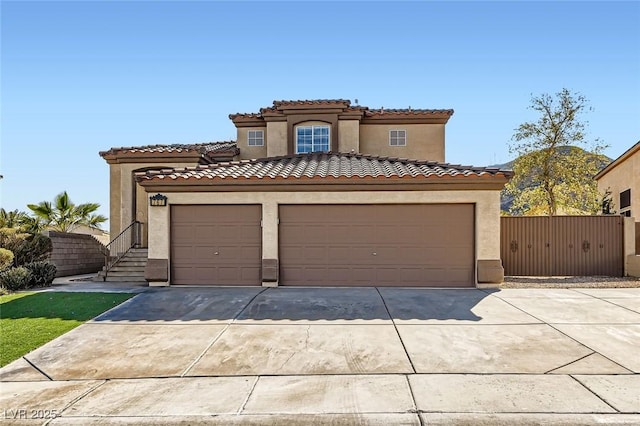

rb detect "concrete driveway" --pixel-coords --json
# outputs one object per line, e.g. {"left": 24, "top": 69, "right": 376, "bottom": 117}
{"left": 1, "top": 286, "right": 639, "bottom": 424}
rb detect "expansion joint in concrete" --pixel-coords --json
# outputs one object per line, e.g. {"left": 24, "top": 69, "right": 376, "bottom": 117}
{"left": 375, "top": 287, "right": 417, "bottom": 374}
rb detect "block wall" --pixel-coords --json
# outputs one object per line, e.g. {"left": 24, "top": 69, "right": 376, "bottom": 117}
{"left": 46, "top": 231, "right": 106, "bottom": 277}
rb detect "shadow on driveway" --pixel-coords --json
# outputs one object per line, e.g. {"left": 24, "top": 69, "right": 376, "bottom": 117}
{"left": 92, "top": 287, "right": 496, "bottom": 322}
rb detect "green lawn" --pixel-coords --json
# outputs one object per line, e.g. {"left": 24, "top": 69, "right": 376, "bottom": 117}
{"left": 0, "top": 292, "right": 134, "bottom": 367}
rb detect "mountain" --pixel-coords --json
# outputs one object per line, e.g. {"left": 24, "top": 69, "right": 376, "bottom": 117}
{"left": 489, "top": 147, "right": 612, "bottom": 213}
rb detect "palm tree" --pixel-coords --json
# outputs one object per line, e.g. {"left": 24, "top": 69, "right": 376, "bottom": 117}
{"left": 0, "top": 209, "right": 45, "bottom": 233}
{"left": 0, "top": 209, "right": 27, "bottom": 228}
{"left": 27, "top": 191, "right": 107, "bottom": 233}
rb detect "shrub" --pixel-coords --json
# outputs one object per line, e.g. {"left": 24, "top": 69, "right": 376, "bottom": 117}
{"left": 24, "top": 261, "right": 57, "bottom": 287}
{"left": 13, "top": 233, "right": 52, "bottom": 266}
{"left": 0, "top": 248, "right": 14, "bottom": 271}
{"left": 0, "top": 229, "right": 52, "bottom": 267}
{"left": 0, "top": 228, "right": 29, "bottom": 254}
{"left": 0, "top": 267, "right": 33, "bottom": 291}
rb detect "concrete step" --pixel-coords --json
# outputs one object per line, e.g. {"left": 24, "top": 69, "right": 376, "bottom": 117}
{"left": 99, "top": 248, "right": 148, "bottom": 282}
{"left": 128, "top": 249, "right": 148, "bottom": 253}
{"left": 94, "top": 271, "right": 147, "bottom": 282}
{"left": 118, "top": 258, "right": 147, "bottom": 268}
{"left": 104, "top": 275, "right": 147, "bottom": 282}
{"left": 108, "top": 266, "right": 146, "bottom": 273}
{"left": 119, "top": 255, "right": 148, "bottom": 260}
{"left": 106, "top": 270, "right": 145, "bottom": 277}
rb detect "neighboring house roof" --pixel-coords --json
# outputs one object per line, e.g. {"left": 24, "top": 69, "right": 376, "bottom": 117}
{"left": 230, "top": 99, "right": 454, "bottom": 124}
{"left": 136, "top": 152, "right": 512, "bottom": 189}
{"left": 594, "top": 141, "right": 640, "bottom": 180}
{"left": 100, "top": 142, "right": 238, "bottom": 163}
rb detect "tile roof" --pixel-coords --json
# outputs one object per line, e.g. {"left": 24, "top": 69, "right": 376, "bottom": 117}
{"left": 100, "top": 141, "right": 238, "bottom": 157}
{"left": 229, "top": 99, "right": 453, "bottom": 122}
{"left": 364, "top": 108, "right": 454, "bottom": 117}
{"left": 136, "top": 152, "right": 512, "bottom": 183}
{"left": 273, "top": 99, "right": 352, "bottom": 107}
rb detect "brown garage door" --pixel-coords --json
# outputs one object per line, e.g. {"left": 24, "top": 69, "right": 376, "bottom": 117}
{"left": 279, "top": 204, "right": 474, "bottom": 287}
{"left": 170, "top": 205, "right": 261, "bottom": 285}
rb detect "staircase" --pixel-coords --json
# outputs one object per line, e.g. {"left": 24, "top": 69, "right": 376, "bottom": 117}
{"left": 96, "top": 248, "right": 148, "bottom": 282}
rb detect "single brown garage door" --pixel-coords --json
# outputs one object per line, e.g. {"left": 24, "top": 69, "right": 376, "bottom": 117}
{"left": 279, "top": 204, "right": 474, "bottom": 287}
{"left": 170, "top": 205, "right": 261, "bottom": 285}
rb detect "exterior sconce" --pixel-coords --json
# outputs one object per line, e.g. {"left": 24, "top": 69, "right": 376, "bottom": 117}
{"left": 149, "top": 193, "right": 168, "bottom": 207}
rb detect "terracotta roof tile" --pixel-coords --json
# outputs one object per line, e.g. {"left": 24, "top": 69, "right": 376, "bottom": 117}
{"left": 100, "top": 141, "right": 238, "bottom": 157}
{"left": 136, "top": 152, "right": 512, "bottom": 183}
{"left": 364, "top": 108, "right": 454, "bottom": 117}
{"left": 230, "top": 99, "right": 453, "bottom": 122}
{"left": 272, "top": 99, "right": 351, "bottom": 108}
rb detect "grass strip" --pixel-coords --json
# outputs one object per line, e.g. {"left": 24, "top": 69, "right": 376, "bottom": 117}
{"left": 0, "top": 292, "right": 134, "bottom": 366}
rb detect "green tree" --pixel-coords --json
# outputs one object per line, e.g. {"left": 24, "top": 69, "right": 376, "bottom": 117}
{"left": 0, "top": 209, "right": 45, "bottom": 233}
{"left": 505, "top": 89, "right": 607, "bottom": 216}
{"left": 27, "top": 191, "right": 107, "bottom": 233}
{"left": 0, "top": 209, "right": 29, "bottom": 229}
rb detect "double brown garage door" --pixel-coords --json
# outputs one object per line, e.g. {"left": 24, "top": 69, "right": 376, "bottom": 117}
{"left": 171, "top": 204, "right": 474, "bottom": 287}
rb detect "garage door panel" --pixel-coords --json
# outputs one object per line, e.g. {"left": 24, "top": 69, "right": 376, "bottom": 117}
{"left": 376, "top": 268, "right": 402, "bottom": 282}
{"left": 302, "top": 247, "right": 328, "bottom": 261}
{"left": 447, "top": 268, "right": 473, "bottom": 281}
{"left": 281, "top": 267, "right": 304, "bottom": 282}
{"left": 402, "top": 249, "right": 433, "bottom": 263}
{"left": 242, "top": 247, "right": 262, "bottom": 259}
{"left": 172, "top": 225, "right": 196, "bottom": 243}
{"left": 328, "top": 247, "right": 352, "bottom": 261}
{"left": 398, "top": 268, "right": 428, "bottom": 283}
{"left": 170, "top": 205, "right": 261, "bottom": 286}
{"left": 172, "top": 245, "right": 199, "bottom": 261}
{"left": 387, "top": 226, "right": 422, "bottom": 242}
{"left": 212, "top": 227, "right": 238, "bottom": 242}
{"left": 300, "top": 268, "right": 329, "bottom": 284}
{"left": 218, "top": 267, "right": 242, "bottom": 281}
{"left": 280, "top": 204, "right": 474, "bottom": 287}
{"left": 339, "top": 247, "right": 375, "bottom": 264}
{"left": 327, "top": 267, "right": 350, "bottom": 282}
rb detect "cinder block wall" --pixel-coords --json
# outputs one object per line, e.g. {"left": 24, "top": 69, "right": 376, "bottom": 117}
{"left": 46, "top": 231, "right": 106, "bottom": 277}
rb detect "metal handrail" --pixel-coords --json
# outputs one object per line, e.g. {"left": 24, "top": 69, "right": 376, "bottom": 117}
{"left": 103, "top": 221, "right": 141, "bottom": 281}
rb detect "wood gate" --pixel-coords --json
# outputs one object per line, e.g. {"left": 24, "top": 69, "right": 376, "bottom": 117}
{"left": 501, "top": 216, "right": 624, "bottom": 276}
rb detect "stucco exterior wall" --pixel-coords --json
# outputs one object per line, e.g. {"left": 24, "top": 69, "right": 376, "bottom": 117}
{"left": 359, "top": 124, "right": 445, "bottom": 161}
{"left": 109, "top": 165, "right": 122, "bottom": 239}
{"left": 338, "top": 120, "right": 360, "bottom": 153}
{"left": 266, "top": 122, "right": 287, "bottom": 157}
{"left": 146, "top": 190, "right": 502, "bottom": 286}
{"left": 237, "top": 126, "right": 268, "bottom": 160}
{"left": 109, "top": 162, "right": 197, "bottom": 242}
{"left": 597, "top": 148, "right": 639, "bottom": 217}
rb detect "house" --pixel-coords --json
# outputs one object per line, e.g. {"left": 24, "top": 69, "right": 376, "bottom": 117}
{"left": 595, "top": 141, "right": 639, "bottom": 219}
{"left": 595, "top": 141, "right": 640, "bottom": 257}
{"left": 100, "top": 99, "right": 512, "bottom": 288}
{"left": 68, "top": 224, "right": 110, "bottom": 246}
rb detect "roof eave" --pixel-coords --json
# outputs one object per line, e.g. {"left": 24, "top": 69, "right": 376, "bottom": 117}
{"left": 361, "top": 114, "right": 453, "bottom": 125}
{"left": 594, "top": 141, "right": 640, "bottom": 180}
{"left": 101, "top": 151, "right": 206, "bottom": 164}
{"left": 229, "top": 115, "right": 266, "bottom": 127}
{"left": 138, "top": 175, "right": 510, "bottom": 191}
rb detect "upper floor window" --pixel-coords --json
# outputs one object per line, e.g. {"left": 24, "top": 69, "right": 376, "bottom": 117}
{"left": 389, "top": 130, "right": 406, "bottom": 146}
{"left": 620, "top": 189, "right": 631, "bottom": 209}
{"left": 296, "top": 125, "right": 330, "bottom": 154}
{"left": 248, "top": 130, "right": 264, "bottom": 146}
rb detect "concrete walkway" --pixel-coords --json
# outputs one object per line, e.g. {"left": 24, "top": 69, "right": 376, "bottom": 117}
{"left": 1, "top": 280, "right": 639, "bottom": 425}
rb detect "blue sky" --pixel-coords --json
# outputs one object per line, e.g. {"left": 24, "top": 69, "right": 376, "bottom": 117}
{"left": 2, "top": 1, "right": 639, "bottom": 227}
